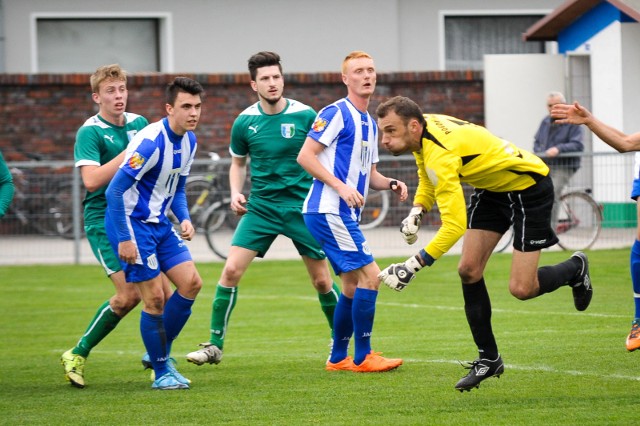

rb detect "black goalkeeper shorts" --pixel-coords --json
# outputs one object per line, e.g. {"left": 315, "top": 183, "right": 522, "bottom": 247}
{"left": 467, "top": 175, "right": 558, "bottom": 252}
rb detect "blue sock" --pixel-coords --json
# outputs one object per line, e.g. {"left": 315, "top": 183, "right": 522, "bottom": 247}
{"left": 353, "top": 287, "right": 377, "bottom": 365}
{"left": 140, "top": 311, "right": 168, "bottom": 378}
{"left": 631, "top": 240, "right": 640, "bottom": 320}
{"left": 329, "top": 294, "right": 353, "bottom": 363}
{"left": 163, "top": 291, "right": 195, "bottom": 355}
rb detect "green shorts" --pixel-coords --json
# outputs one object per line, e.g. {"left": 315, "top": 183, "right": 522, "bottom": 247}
{"left": 85, "top": 223, "right": 122, "bottom": 276}
{"left": 231, "top": 202, "right": 325, "bottom": 259}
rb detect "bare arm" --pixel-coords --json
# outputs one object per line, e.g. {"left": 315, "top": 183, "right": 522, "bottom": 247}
{"left": 368, "top": 163, "right": 408, "bottom": 202}
{"left": 297, "top": 136, "right": 364, "bottom": 208}
{"left": 80, "top": 150, "right": 126, "bottom": 192}
{"left": 551, "top": 102, "right": 640, "bottom": 153}
{"left": 229, "top": 155, "right": 248, "bottom": 215}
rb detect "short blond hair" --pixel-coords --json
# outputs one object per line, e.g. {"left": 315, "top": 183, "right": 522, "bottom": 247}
{"left": 342, "top": 51, "right": 372, "bottom": 74}
{"left": 90, "top": 64, "right": 127, "bottom": 93}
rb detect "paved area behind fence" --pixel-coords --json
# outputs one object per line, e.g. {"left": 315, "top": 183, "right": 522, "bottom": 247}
{"left": 0, "top": 226, "right": 633, "bottom": 266}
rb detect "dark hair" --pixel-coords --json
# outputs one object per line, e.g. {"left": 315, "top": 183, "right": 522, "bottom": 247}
{"left": 247, "top": 51, "right": 282, "bottom": 81}
{"left": 166, "top": 77, "right": 205, "bottom": 106}
{"left": 376, "top": 96, "right": 426, "bottom": 127}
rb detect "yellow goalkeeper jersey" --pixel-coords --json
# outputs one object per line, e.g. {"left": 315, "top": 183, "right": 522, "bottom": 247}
{"left": 413, "top": 114, "right": 549, "bottom": 260}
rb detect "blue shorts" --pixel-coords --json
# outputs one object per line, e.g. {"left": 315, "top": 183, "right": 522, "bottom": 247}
{"left": 303, "top": 213, "right": 374, "bottom": 275}
{"left": 631, "top": 178, "right": 640, "bottom": 200}
{"left": 105, "top": 214, "right": 192, "bottom": 283}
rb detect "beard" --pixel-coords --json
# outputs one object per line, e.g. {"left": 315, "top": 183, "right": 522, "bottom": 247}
{"left": 259, "top": 92, "right": 282, "bottom": 106}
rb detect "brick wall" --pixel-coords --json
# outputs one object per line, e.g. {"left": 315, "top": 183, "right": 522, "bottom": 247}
{"left": 0, "top": 71, "right": 483, "bottom": 161}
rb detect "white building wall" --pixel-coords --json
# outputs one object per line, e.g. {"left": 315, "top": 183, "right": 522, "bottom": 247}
{"left": 484, "top": 53, "right": 564, "bottom": 153}
{"left": 571, "top": 22, "right": 634, "bottom": 202}
{"left": 2, "top": 0, "right": 561, "bottom": 73}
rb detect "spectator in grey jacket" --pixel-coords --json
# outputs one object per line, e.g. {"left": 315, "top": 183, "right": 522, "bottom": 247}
{"left": 533, "top": 91, "right": 584, "bottom": 232}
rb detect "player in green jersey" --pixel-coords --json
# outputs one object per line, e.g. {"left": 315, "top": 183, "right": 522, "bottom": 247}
{"left": 0, "top": 150, "right": 14, "bottom": 218}
{"left": 61, "top": 64, "right": 173, "bottom": 388}
{"left": 186, "top": 51, "right": 340, "bottom": 366}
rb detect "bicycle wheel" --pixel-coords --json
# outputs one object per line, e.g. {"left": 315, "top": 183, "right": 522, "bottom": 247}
{"left": 184, "top": 176, "right": 214, "bottom": 231}
{"left": 360, "top": 189, "right": 390, "bottom": 230}
{"left": 203, "top": 198, "right": 235, "bottom": 260}
{"left": 494, "top": 227, "right": 514, "bottom": 253}
{"left": 555, "top": 191, "right": 602, "bottom": 251}
{"left": 50, "top": 182, "right": 80, "bottom": 239}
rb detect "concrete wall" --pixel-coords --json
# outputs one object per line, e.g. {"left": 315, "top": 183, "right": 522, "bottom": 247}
{"left": 484, "top": 54, "right": 565, "bottom": 153}
{"left": 2, "top": 0, "right": 561, "bottom": 73}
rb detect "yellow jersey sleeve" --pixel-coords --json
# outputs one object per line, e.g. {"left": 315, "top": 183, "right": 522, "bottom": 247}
{"left": 413, "top": 114, "right": 549, "bottom": 260}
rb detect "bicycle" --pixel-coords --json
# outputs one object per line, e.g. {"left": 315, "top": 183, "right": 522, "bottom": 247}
{"left": 360, "top": 189, "right": 390, "bottom": 230}
{"left": 202, "top": 178, "right": 397, "bottom": 259}
{"left": 494, "top": 188, "right": 602, "bottom": 252}
{"left": 6, "top": 163, "right": 79, "bottom": 238}
{"left": 177, "top": 152, "right": 237, "bottom": 260}
{"left": 183, "top": 152, "right": 227, "bottom": 232}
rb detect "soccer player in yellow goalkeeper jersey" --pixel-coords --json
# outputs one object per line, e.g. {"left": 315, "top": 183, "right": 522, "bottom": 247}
{"left": 375, "top": 96, "right": 593, "bottom": 392}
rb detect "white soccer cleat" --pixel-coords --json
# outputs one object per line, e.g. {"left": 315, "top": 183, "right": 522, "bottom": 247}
{"left": 186, "top": 343, "right": 223, "bottom": 366}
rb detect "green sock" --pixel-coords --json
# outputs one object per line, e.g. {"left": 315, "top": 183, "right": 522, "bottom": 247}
{"left": 318, "top": 282, "right": 340, "bottom": 336}
{"left": 73, "top": 300, "right": 121, "bottom": 358}
{"left": 210, "top": 284, "right": 238, "bottom": 350}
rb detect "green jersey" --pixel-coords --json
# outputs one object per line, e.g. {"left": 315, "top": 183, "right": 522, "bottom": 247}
{"left": 74, "top": 112, "right": 148, "bottom": 225}
{"left": 230, "top": 99, "right": 316, "bottom": 206}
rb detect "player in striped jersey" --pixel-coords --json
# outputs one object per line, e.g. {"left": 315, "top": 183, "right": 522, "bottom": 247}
{"left": 61, "top": 64, "right": 172, "bottom": 389}
{"left": 298, "top": 51, "right": 408, "bottom": 373}
{"left": 104, "top": 77, "right": 204, "bottom": 390}
{"left": 376, "top": 96, "right": 592, "bottom": 391}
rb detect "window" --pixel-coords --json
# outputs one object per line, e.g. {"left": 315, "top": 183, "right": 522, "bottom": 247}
{"left": 444, "top": 14, "right": 546, "bottom": 70}
{"left": 35, "top": 16, "right": 168, "bottom": 73}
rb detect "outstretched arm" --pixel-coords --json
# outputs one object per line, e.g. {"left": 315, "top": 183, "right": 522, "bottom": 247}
{"left": 551, "top": 102, "right": 640, "bottom": 153}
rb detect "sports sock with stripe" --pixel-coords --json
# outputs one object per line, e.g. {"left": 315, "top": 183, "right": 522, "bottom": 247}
{"left": 73, "top": 300, "right": 121, "bottom": 358}
{"left": 209, "top": 283, "right": 237, "bottom": 350}
{"left": 140, "top": 311, "right": 168, "bottom": 378}
{"left": 318, "top": 282, "right": 340, "bottom": 336}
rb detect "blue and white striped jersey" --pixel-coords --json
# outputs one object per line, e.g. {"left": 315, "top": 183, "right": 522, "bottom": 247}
{"left": 118, "top": 117, "right": 197, "bottom": 223}
{"left": 302, "top": 97, "right": 379, "bottom": 222}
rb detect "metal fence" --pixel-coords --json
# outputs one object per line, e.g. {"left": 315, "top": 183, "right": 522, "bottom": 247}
{"left": 0, "top": 152, "right": 636, "bottom": 266}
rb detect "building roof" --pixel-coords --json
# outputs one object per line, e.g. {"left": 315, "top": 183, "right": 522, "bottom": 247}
{"left": 523, "top": 0, "right": 640, "bottom": 41}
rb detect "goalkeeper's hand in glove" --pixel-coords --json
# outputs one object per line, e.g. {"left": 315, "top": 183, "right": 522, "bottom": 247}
{"left": 378, "top": 255, "right": 424, "bottom": 292}
{"left": 400, "top": 206, "right": 424, "bottom": 245}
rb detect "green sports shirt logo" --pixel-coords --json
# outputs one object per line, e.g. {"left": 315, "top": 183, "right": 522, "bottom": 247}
{"left": 281, "top": 123, "right": 295, "bottom": 139}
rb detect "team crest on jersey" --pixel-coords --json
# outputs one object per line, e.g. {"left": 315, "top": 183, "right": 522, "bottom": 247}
{"left": 281, "top": 124, "right": 295, "bottom": 139}
{"left": 128, "top": 152, "right": 146, "bottom": 170}
{"left": 312, "top": 118, "right": 328, "bottom": 132}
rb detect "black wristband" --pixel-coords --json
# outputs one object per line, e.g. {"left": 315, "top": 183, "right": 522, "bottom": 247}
{"left": 389, "top": 179, "right": 398, "bottom": 189}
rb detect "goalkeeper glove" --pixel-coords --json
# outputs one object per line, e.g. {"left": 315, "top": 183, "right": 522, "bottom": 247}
{"left": 400, "top": 206, "right": 424, "bottom": 245}
{"left": 378, "top": 255, "right": 424, "bottom": 292}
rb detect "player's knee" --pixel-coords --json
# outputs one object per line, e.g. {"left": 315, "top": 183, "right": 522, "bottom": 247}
{"left": 111, "top": 291, "right": 141, "bottom": 316}
{"left": 191, "top": 272, "right": 203, "bottom": 293}
{"left": 143, "top": 294, "right": 165, "bottom": 313}
{"left": 178, "top": 271, "right": 202, "bottom": 299}
{"left": 457, "top": 262, "right": 481, "bottom": 283}
{"left": 509, "top": 282, "right": 537, "bottom": 300}
{"left": 221, "top": 262, "right": 245, "bottom": 283}
{"left": 310, "top": 274, "right": 333, "bottom": 293}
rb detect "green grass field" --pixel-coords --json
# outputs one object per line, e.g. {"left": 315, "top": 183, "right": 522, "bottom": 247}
{"left": 1, "top": 249, "right": 637, "bottom": 425}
